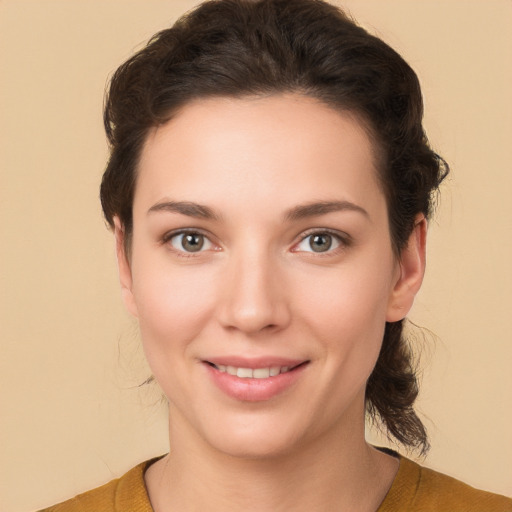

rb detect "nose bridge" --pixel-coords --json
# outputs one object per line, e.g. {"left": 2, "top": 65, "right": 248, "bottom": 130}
{"left": 218, "top": 239, "right": 289, "bottom": 334}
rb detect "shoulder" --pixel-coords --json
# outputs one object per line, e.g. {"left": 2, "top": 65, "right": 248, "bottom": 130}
{"left": 379, "top": 455, "right": 512, "bottom": 512}
{"left": 37, "top": 458, "right": 157, "bottom": 512}
{"left": 38, "top": 477, "right": 120, "bottom": 512}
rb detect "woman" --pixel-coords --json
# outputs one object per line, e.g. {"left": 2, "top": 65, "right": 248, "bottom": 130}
{"left": 40, "top": 0, "right": 511, "bottom": 510}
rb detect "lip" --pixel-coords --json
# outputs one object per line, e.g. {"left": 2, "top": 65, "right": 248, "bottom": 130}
{"left": 205, "top": 356, "right": 305, "bottom": 369}
{"left": 203, "top": 357, "right": 309, "bottom": 402}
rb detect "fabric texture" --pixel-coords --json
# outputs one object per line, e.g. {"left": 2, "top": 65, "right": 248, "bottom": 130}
{"left": 39, "top": 455, "right": 512, "bottom": 511}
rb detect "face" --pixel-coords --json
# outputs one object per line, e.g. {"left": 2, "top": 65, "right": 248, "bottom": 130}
{"left": 116, "top": 94, "right": 425, "bottom": 459}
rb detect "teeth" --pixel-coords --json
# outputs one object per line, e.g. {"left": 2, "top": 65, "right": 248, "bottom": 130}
{"left": 253, "top": 368, "right": 270, "bottom": 378}
{"left": 269, "top": 366, "right": 280, "bottom": 377}
{"left": 214, "top": 364, "right": 294, "bottom": 379}
{"left": 236, "top": 367, "right": 253, "bottom": 378}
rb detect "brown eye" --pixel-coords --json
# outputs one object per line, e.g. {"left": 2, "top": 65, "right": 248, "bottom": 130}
{"left": 170, "top": 232, "right": 211, "bottom": 253}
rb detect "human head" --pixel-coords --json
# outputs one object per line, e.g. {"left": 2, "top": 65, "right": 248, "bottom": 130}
{"left": 100, "top": 0, "right": 448, "bottom": 454}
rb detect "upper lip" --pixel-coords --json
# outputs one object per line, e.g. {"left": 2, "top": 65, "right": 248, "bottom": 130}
{"left": 203, "top": 356, "right": 309, "bottom": 369}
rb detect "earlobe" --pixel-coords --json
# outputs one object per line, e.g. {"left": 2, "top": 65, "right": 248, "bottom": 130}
{"left": 114, "top": 217, "right": 139, "bottom": 318}
{"left": 386, "top": 214, "right": 427, "bottom": 322}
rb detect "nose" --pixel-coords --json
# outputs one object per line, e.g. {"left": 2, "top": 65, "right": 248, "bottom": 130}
{"left": 216, "top": 247, "right": 291, "bottom": 335}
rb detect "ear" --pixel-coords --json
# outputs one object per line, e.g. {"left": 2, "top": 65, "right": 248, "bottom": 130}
{"left": 386, "top": 214, "right": 427, "bottom": 322}
{"left": 114, "top": 217, "right": 138, "bottom": 318}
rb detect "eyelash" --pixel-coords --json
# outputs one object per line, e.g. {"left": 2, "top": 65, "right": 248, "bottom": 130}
{"left": 161, "top": 228, "right": 351, "bottom": 257}
{"left": 293, "top": 229, "right": 351, "bottom": 256}
{"left": 161, "top": 228, "right": 217, "bottom": 258}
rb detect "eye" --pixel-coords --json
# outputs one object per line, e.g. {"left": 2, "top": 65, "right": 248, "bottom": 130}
{"left": 168, "top": 232, "right": 214, "bottom": 253}
{"left": 294, "top": 231, "right": 343, "bottom": 253}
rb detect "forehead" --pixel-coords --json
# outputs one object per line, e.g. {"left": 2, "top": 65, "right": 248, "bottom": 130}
{"left": 135, "top": 94, "right": 385, "bottom": 216}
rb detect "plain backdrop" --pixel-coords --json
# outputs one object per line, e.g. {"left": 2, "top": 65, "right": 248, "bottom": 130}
{"left": 1, "top": 1, "right": 511, "bottom": 510}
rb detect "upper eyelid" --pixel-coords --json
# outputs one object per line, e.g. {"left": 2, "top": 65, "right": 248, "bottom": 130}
{"left": 296, "top": 227, "right": 351, "bottom": 243}
{"left": 162, "top": 227, "right": 214, "bottom": 242}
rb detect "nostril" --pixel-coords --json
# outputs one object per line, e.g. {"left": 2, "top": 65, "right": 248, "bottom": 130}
{"left": 216, "top": 282, "right": 292, "bottom": 334}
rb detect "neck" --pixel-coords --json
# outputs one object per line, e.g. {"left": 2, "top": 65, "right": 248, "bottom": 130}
{"left": 145, "top": 408, "right": 398, "bottom": 512}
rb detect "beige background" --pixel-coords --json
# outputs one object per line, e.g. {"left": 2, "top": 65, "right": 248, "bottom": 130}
{"left": 1, "top": 1, "right": 511, "bottom": 510}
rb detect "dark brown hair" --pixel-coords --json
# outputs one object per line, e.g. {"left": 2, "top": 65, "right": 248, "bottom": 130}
{"left": 101, "top": 0, "right": 448, "bottom": 454}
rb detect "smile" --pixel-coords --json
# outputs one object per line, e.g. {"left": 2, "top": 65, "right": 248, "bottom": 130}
{"left": 210, "top": 364, "right": 295, "bottom": 379}
{"left": 204, "top": 359, "right": 309, "bottom": 401}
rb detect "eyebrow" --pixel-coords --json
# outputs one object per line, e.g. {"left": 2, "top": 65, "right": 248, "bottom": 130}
{"left": 283, "top": 200, "right": 369, "bottom": 221}
{"left": 147, "top": 199, "right": 368, "bottom": 222}
{"left": 147, "top": 200, "right": 220, "bottom": 220}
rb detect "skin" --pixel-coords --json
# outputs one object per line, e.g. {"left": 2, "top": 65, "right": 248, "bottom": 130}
{"left": 115, "top": 94, "right": 426, "bottom": 511}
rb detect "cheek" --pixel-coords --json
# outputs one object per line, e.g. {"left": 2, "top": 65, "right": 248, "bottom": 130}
{"left": 300, "top": 257, "right": 393, "bottom": 323}
{"left": 295, "top": 255, "right": 395, "bottom": 363}
{"left": 130, "top": 261, "right": 217, "bottom": 369}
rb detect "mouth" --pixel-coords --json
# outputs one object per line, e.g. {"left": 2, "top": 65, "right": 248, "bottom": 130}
{"left": 205, "top": 361, "right": 308, "bottom": 379}
{"left": 202, "top": 357, "right": 310, "bottom": 401}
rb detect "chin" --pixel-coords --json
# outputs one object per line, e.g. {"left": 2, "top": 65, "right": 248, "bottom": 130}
{"left": 210, "top": 431, "right": 301, "bottom": 460}
{"left": 196, "top": 410, "right": 310, "bottom": 460}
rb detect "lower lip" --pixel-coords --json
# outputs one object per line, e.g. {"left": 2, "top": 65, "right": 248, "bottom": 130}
{"left": 205, "top": 363, "right": 308, "bottom": 402}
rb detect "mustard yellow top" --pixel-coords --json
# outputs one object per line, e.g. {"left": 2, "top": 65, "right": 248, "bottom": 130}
{"left": 39, "top": 455, "right": 512, "bottom": 511}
